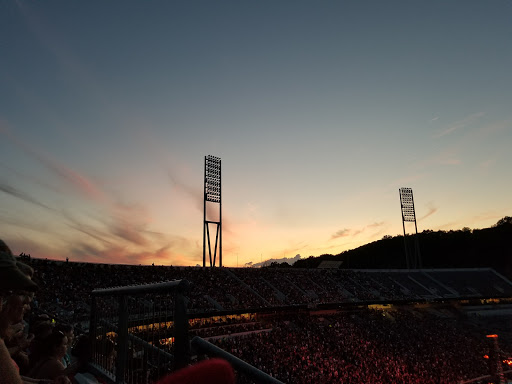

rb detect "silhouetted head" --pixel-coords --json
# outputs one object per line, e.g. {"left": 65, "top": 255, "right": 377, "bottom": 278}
{"left": 44, "top": 329, "right": 68, "bottom": 359}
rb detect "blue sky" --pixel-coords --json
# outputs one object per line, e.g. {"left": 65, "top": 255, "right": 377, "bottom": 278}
{"left": 1, "top": 1, "right": 511, "bottom": 266}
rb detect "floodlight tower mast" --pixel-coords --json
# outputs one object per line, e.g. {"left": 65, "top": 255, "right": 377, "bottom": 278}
{"left": 399, "top": 187, "right": 422, "bottom": 269}
{"left": 203, "top": 155, "right": 222, "bottom": 268}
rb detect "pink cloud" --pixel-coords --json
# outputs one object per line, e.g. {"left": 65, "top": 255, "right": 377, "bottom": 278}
{"left": 1, "top": 120, "right": 106, "bottom": 202}
{"left": 50, "top": 163, "right": 105, "bottom": 201}
{"left": 2, "top": 120, "right": 166, "bottom": 253}
{"left": 67, "top": 240, "right": 199, "bottom": 266}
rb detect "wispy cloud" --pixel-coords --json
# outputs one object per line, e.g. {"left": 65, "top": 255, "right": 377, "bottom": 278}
{"left": 331, "top": 228, "right": 351, "bottom": 240}
{"left": 68, "top": 236, "right": 198, "bottom": 266}
{"left": 66, "top": 221, "right": 114, "bottom": 245}
{"left": 49, "top": 163, "right": 106, "bottom": 201}
{"left": 436, "top": 221, "right": 462, "bottom": 230}
{"left": 418, "top": 203, "right": 438, "bottom": 221}
{"left": 65, "top": 199, "right": 161, "bottom": 249}
{"left": 167, "top": 168, "right": 202, "bottom": 211}
{"left": 433, "top": 112, "right": 485, "bottom": 139}
{"left": 108, "top": 202, "right": 156, "bottom": 246}
{"left": 0, "top": 182, "right": 54, "bottom": 211}
{"left": 110, "top": 224, "right": 150, "bottom": 246}
{"left": 1, "top": 214, "right": 55, "bottom": 234}
{"left": 1, "top": 120, "right": 106, "bottom": 202}
{"left": 330, "top": 221, "right": 385, "bottom": 241}
{"left": 1, "top": 120, "right": 191, "bottom": 265}
{"left": 477, "top": 158, "right": 496, "bottom": 172}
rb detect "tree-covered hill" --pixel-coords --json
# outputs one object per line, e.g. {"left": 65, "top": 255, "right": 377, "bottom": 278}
{"left": 292, "top": 217, "right": 512, "bottom": 275}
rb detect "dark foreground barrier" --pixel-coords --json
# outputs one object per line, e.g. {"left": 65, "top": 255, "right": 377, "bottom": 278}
{"left": 90, "top": 280, "right": 190, "bottom": 383}
{"left": 191, "top": 336, "right": 285, "bottom": 384}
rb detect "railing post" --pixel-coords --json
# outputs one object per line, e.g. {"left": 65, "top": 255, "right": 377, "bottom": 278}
{"left": 116, "top": 295, "right": 129, "bottom": 384}
{"left": 89, "top": 295, "right": 97, "bottom": 362}
{"left": 173, "top": 280, "right": 190, "bottom": 370}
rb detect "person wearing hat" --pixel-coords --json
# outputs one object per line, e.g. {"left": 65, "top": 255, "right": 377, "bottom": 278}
{"left": 0, "top": 242, "right": 38, "bottom": 293}
{"left": 1, "top": 251, "right": 30, "bottom": 383}
{"left": 1, "top": 242, "right": 69, "bottom": 384}
{"left": 1, "top": 241, "right": 38, "bottom": 384}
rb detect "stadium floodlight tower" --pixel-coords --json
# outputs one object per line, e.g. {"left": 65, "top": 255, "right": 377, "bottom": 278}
{"left": 399, "top": 187, "right": 422, "bottom": 269}
{"left": 203, "top": 155, "right": 222, "bottom": 268}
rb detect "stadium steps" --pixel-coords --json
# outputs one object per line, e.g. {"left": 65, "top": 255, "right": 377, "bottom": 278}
{"left": 282, "top": 275, "right": 315, "bottom": 300}
{"left": 224, "top": 269, "right": 272, "bottom": 306}
{"left": 261, "top": 277, "right": 287, "bottom": 303}
{"left": 205, "top": 294, "right": 224, "bottom": 311}
{"left": 324, "top": 274, "right": 355, "bottom": 300}
{"left": 422, "top": 271, "right": 460, "bottom": 298}
{"left": 406, "top": 274, "right": 441, "bottom": 299}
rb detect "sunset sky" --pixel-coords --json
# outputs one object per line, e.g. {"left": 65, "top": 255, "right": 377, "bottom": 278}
{"left": 1, "top": 1, "right": 511, "bottom": 267}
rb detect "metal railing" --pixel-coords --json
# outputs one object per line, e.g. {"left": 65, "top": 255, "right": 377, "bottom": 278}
{"left": 191, "top": 336, "right": 284, "bottom": 384}
{"left": 89, "top": 279, "right": 284, "bottom": 383}
{"left": 90, "top": 280, "right": 190, "bottom": 383}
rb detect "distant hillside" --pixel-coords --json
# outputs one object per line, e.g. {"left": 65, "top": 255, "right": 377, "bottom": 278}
{"left": 292, "top": 217, "right": 512, "bottom": 275}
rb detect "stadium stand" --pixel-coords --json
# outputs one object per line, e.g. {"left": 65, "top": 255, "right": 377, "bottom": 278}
{"left": 5, "top": 255, "right": 512, "bottom": 383}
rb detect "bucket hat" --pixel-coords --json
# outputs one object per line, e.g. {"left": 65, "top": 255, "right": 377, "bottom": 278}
{"left": 0, "top": 251, "right": 38, "bottom": 291}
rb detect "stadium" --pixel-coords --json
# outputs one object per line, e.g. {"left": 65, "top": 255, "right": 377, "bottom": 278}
{"left": 2, "top": 2, "right": 512, "bottom": 383}
{"left": 8, "top": 255, "right": 512, "bottom": 384}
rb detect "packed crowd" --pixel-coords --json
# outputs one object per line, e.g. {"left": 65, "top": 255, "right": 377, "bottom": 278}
{"left": 190, "top": 322, "right": 267, "bottom": 340}
{"left": 1, "top": 241, "right": 237, "bottom": 384}
{"left": 19, "top": 257, "right": 512, "bottom": 329}
{"left": 3, "top": 240, "right": 512, "bottom": 384}
{"left": 212, "top": 309, "right": 500, "bottom": 384}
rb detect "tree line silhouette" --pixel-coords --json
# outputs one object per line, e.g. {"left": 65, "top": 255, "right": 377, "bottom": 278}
{"left": 272, "top": 217, "right": 512, "bottom": 277}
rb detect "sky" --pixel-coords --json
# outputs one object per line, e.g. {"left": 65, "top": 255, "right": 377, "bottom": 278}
{"left": 1, "top": 1, "right": 511, "bottom": 267}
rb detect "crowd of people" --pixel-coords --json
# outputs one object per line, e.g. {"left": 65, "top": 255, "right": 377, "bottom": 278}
{"left": 3, "top": 239, "right": 512, "bottom": 383}
{"left": 19, "top": 256, "right": 512, "bottom": 330}
{"left": 212, "top": 309, "right": 498, "bottom": 383}
{"left": 0, "top": 241, "right": 91, "bottom": 384}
